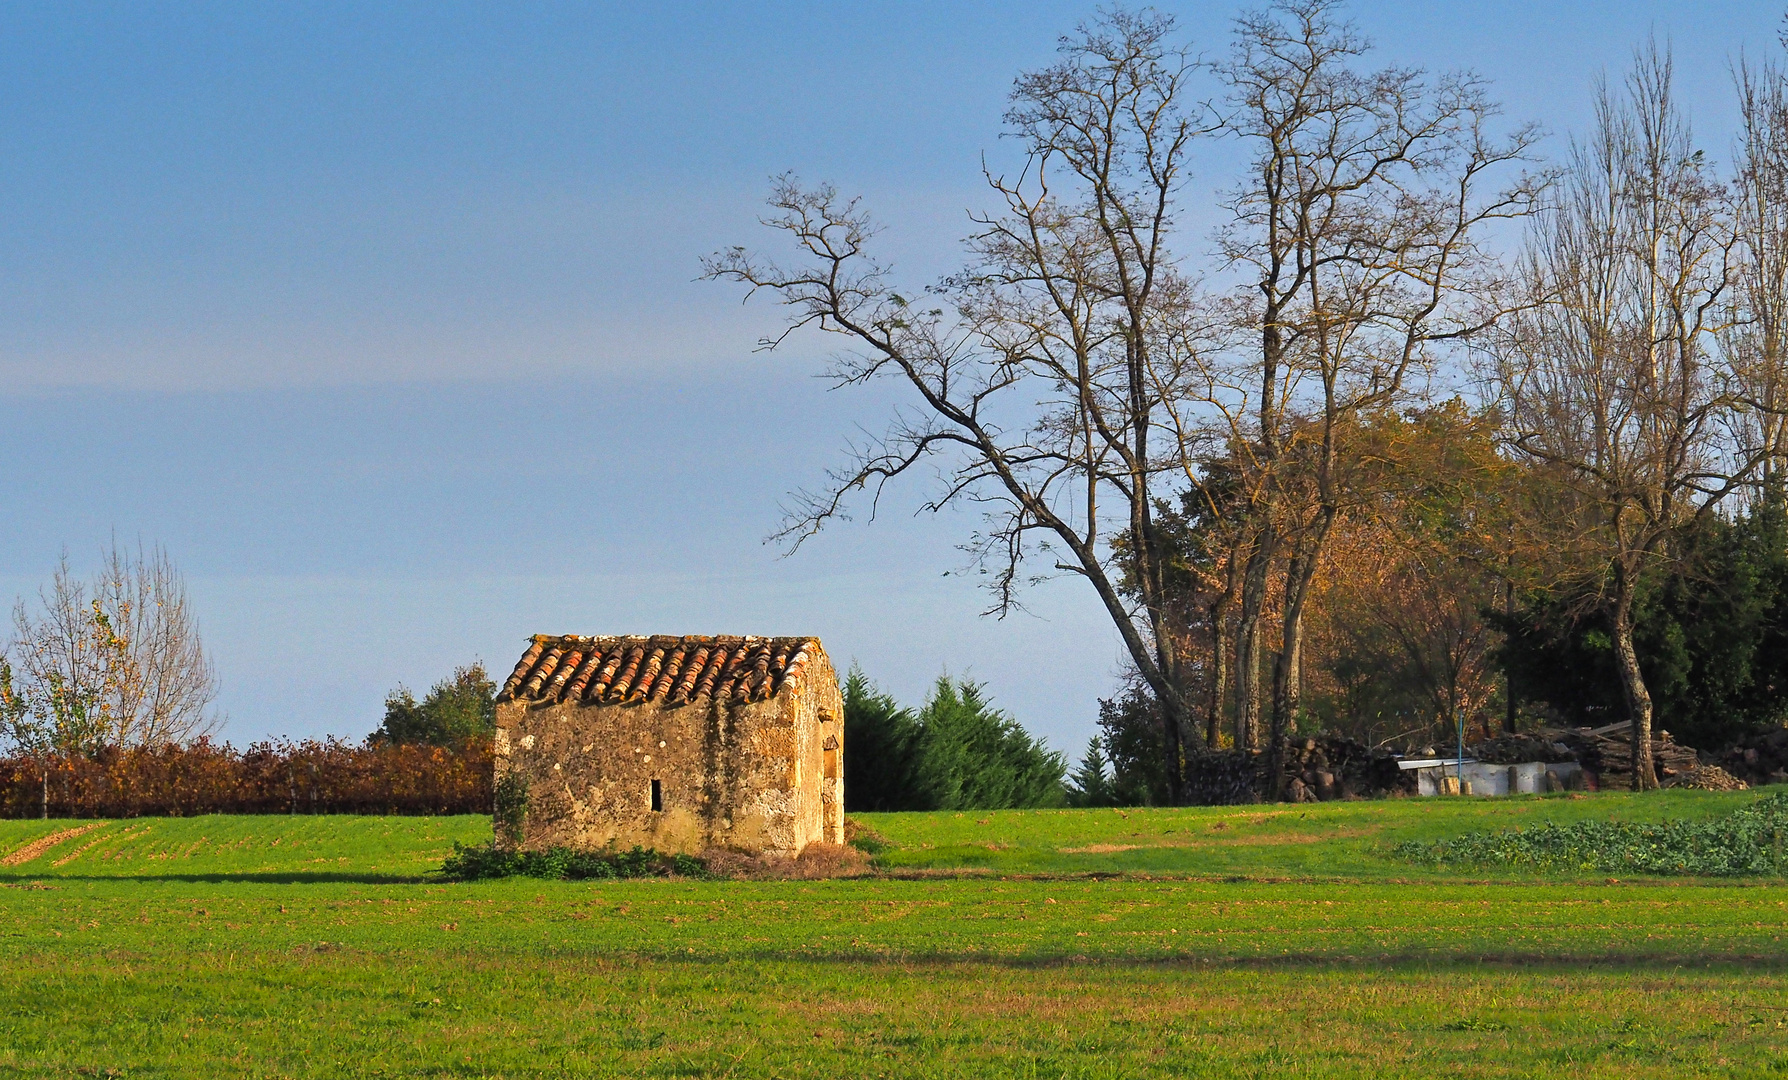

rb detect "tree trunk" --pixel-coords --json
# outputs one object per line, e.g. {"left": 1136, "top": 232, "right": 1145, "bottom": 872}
{"left": 1236, "top": 525, "right": 1275, "bottom": 752}
{"left": 1158, "top": 685, "right": 1188, "bottom": 805}
{"left": 1146, "top": 598, "right": 1188, "bottom": 805}
{"left": 1503, "top": 575, "right": 1517, "bottom": 735}
{"left": 1612, "top": 563, "right": 1659, "bottom": 791}
{"left": 1208, "top": 593, "right": 1231, "bottom": 749}
{"left": 1269, "top": 544, "right": 1321, "bottom": 797}
{"left": 40, "top": 765, "right": 47, "bottom": 820}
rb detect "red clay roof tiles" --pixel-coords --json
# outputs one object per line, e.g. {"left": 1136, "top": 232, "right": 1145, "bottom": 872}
{"left": 498, "top": 635, "right": 820, "bottom": 707}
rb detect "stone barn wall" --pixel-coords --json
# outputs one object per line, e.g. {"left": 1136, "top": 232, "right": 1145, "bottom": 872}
{"left": 493, "top": 635, "right": 843, "bottom": 856}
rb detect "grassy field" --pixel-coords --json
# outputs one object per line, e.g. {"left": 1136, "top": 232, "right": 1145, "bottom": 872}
{"left": 1, "top": 792, "right": 1784, "bottom": 1078}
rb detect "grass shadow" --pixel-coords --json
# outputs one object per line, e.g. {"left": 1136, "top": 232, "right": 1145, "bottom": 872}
{"left": 0, "top": 871, "right": 433, "bottom": 885}
{"left": 622, "top": 948, "right": 1788, "bottom": 973}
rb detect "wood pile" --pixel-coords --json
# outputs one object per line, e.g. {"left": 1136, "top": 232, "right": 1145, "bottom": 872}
{"left": 1706, "top": 726, "right": 1788, "bottom": 787}
{"left": 1182, "top": 735, "right": 1408, "bottom": 805}
{"left": 1477, "top": 725, "right": 1750, "bottom": 791}
{"left": 1281, "top": 736, "right": 1411, "bottom": 803}
{"left": 1468, "top": 732, "right": 1578, "bottom": 765}
{"left": 1668, "top": 764, "right": 1749, "bottom": 791}
{"left": 1182, "top": 748, "right": 1265, "bottom": 806}
{"left": 1560, "top": 726, "right": 1707, "bottom": 791}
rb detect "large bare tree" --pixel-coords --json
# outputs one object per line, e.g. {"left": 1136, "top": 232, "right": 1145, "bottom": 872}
{"left": 1496, "top": 44, "right": 1750, "bottom": 789}
{"left": 706, "top": 12, "right": 1215, "bottom": 800}
{"left": 1210, "top": 0, "right": 1543, "bottom": 786}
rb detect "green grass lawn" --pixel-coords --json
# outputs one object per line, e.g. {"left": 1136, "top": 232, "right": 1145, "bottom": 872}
{"left": 2, "top": 793, "right": 1785, "bottom": 1078}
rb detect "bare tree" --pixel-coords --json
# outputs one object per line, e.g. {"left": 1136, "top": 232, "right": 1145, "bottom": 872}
{"left": 90, "top": 542, "right": 221, "bottom": 746}
{"left": 1211, "top": 0, "right": 1543, "bottom": 788}
{"left": 705, "top": 12, "right": 1216, "bottom": 801}
{"left": 1726, "top": 52, "right": 1788, "bottom": 497}
{"left": 6, "top": 542, "right": 220, "bottom": 759}
{"left": 1496, "top": 43, "right": 1748, "bottom": 789}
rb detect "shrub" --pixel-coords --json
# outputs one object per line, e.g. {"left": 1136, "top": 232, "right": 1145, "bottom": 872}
{"left": 844, "top": 818, "right": 890, "bottom": 855}
{"left": 439, "top": 841, "right": 706, "bottom": 881}
{"left": 372, "top": 664, "right": 497, "bottom": 746}
{"left": 1065, "top": 736, "right": 1117, "bottom": 808}
{"left": 1395, "top": 792, "right": 1788, "bottom": 876}
{"left": 842, "top": 668, "right": 926, "bottom": 812}
{"left": 1093, "top": 685, "right": 1171, "bottom": 806}
{"left": 843, "top": 669, "right": 1065, "bottom": 811}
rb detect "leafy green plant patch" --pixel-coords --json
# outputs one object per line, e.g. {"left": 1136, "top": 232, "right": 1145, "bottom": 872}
{"left": 1395, "top": 791, "right": 1788, "bottom": 876}
{"left": 438, "top": 841, "right": 706, "bottom": 881}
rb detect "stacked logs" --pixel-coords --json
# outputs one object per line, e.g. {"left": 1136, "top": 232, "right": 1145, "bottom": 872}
{"left": 1182, "top": 736, "right": 1410, "bottom": 805}
{"left": 1281, "top": 736, "right": 1411, "bottom": 802}
{"left": 1181, "top": 748, "right": 1266, "bottom": 806}
{"left": 1468, "top": 732, "right": 1579, "bottom": 765}
{"left": 1558, "top": 726, "right": 1720, "bottom": 791}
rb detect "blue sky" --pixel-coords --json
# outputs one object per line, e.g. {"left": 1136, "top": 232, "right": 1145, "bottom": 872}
{"left": 0, "top": 1, "right": 1781, "bottom": 750}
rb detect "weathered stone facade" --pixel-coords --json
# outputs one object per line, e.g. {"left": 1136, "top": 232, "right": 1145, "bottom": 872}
{"left": 493, "top": 635, "right": 844, "bottom": 856}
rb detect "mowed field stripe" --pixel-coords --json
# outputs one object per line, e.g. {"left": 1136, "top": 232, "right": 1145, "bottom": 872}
{"left": 0, "top": 823, "right": 107, "bottom": 867}
{"left": 52, "top": 824, "right": 146, "bottom": 867}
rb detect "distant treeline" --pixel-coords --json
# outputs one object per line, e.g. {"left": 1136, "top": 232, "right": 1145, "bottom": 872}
{"left": 843, "top": 670, "right": 1066, "bottom": 812}
{"left": 0, "top": 738, "right": 492, "bottom": 818}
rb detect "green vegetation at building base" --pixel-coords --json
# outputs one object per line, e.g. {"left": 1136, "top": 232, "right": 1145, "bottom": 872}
{"left": 439, "top": 840, "right": 706, "bottom": 880}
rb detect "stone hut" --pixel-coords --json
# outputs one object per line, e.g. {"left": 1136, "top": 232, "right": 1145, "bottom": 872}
{"left": 493, "top": 634, "right": 844, "bottom": 856}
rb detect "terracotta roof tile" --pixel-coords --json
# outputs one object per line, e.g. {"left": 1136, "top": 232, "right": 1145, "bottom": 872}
{"left": 498, "top": 635, "right": 821, "bottom": 706}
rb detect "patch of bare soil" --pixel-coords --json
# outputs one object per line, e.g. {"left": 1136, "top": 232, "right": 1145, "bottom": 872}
{"left": 0, "top": 823, "right": 107, "bottom": 868}
{"left": 701, "top": 842, "right": 874, "bottom": 880}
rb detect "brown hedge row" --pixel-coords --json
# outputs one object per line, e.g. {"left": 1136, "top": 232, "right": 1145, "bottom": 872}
{"left": 0, "top": 738, "right": 493, "bottom": 818}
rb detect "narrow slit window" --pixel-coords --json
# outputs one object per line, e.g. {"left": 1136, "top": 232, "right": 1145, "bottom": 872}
{"left": 650, "top": 778, "right": 663, "bottom": 812}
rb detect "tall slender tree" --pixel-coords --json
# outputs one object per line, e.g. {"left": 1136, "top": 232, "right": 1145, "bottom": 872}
{"left": 1727, "top": 52, "right": 1788, "bottom": 498}
{"left": 1496, "top": 43, "right": 1751, "bottom": 788}
{"left": 1211, "top": 0, "right": 1543, "bottom": 788}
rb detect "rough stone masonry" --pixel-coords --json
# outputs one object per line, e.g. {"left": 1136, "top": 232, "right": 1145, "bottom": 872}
{"left": 493, "top": 634, "right": 844, "bottom": 856}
